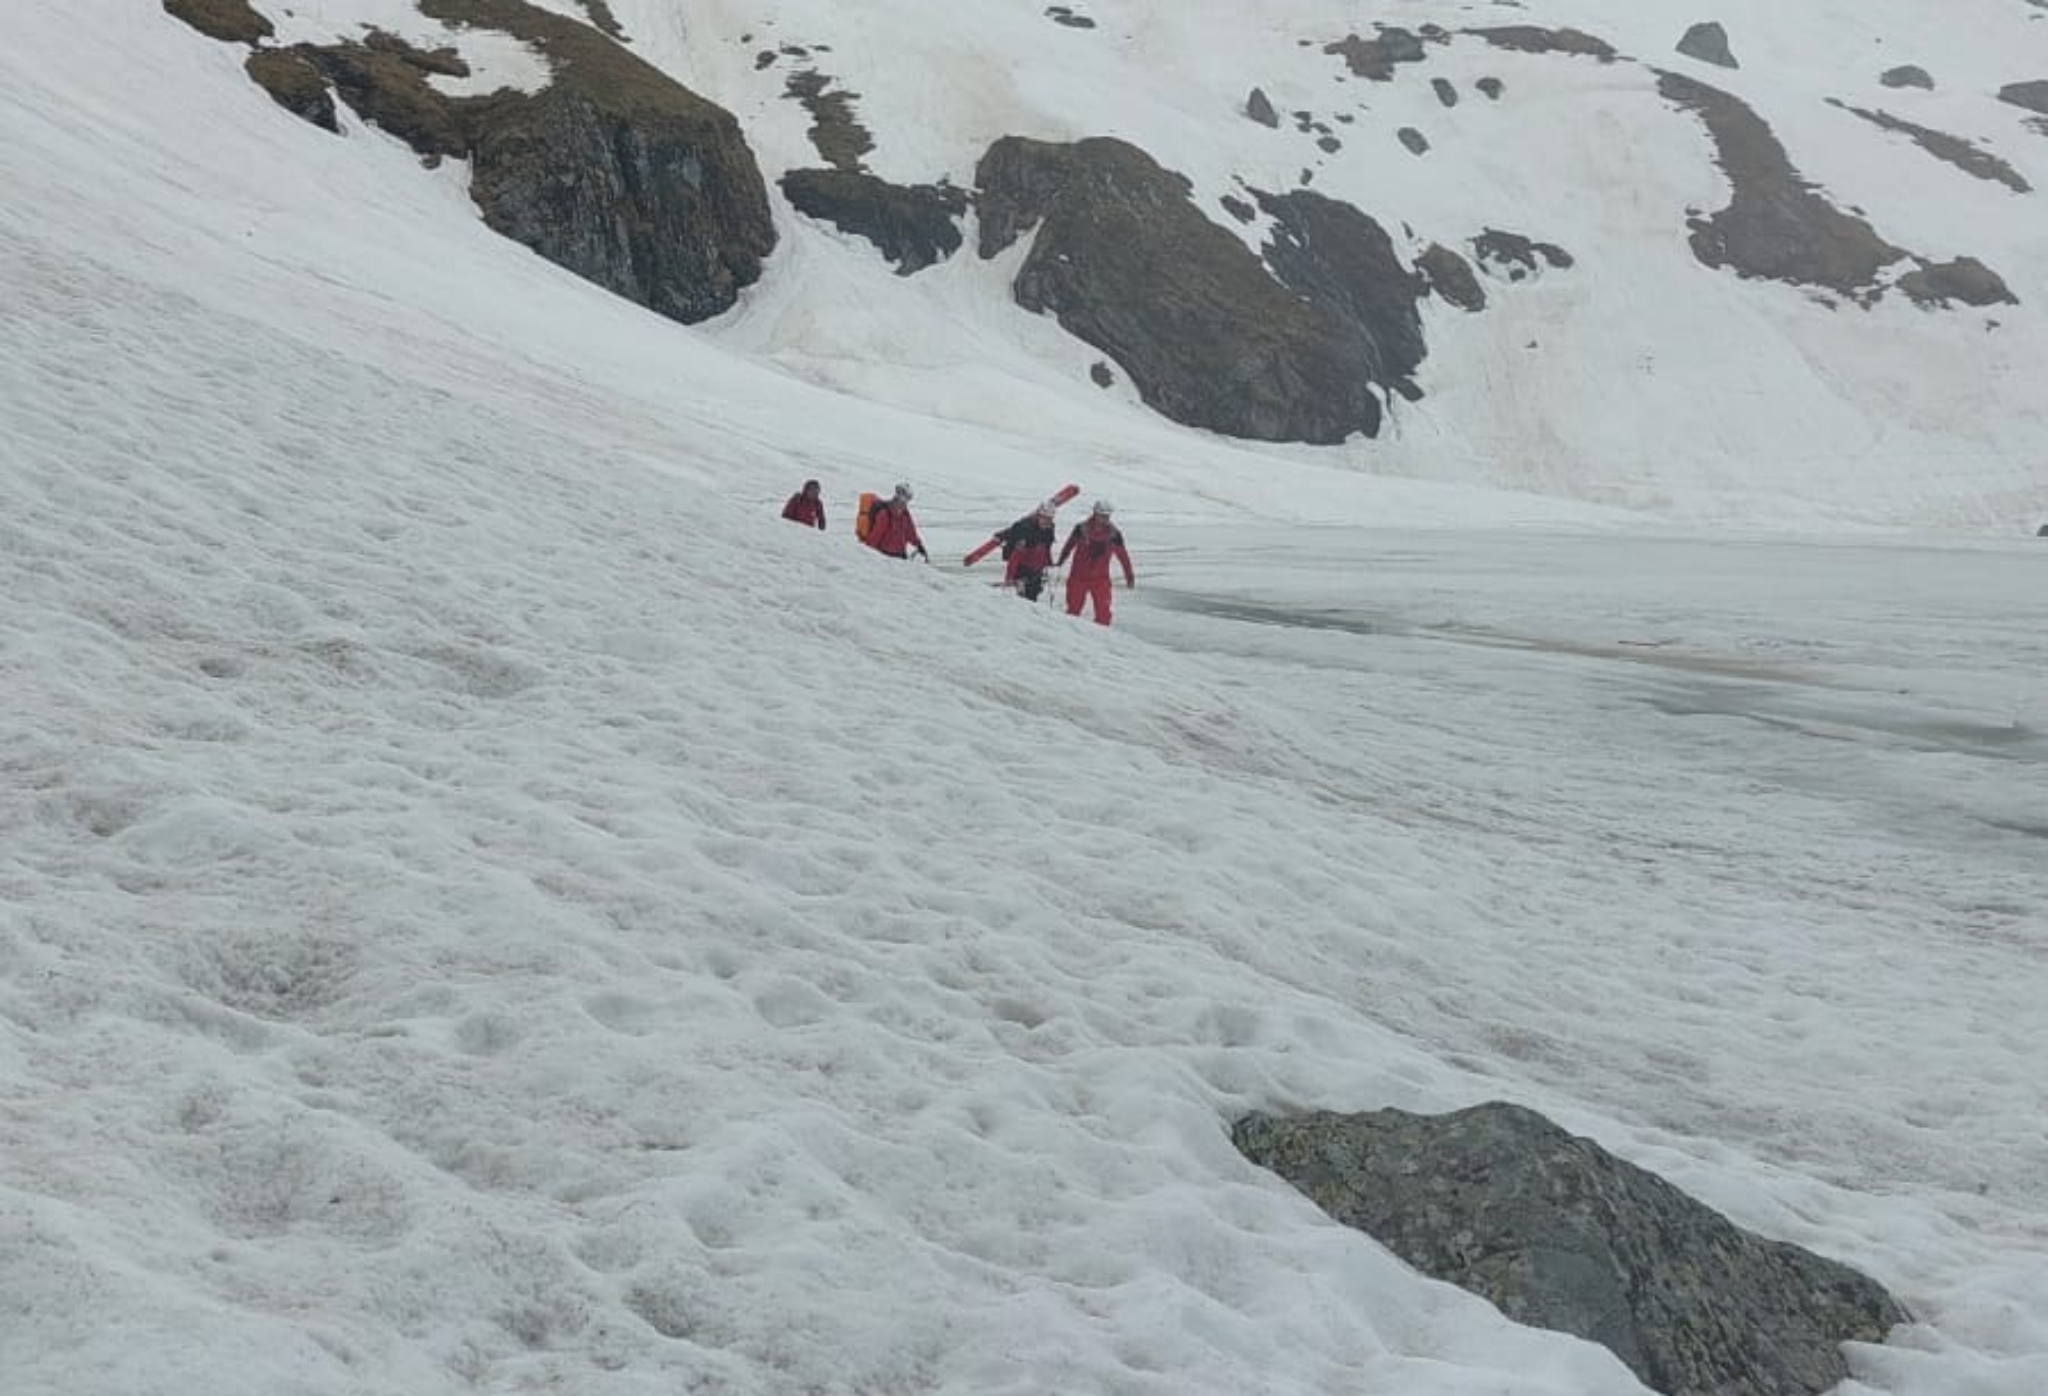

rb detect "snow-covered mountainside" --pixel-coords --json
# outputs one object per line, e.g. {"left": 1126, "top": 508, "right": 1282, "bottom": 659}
{"left": 5, "top": 5, "right": 2048, "bottom": 1396}
{"left": 157, "top": 0, "right": 2048, "bottom": 529}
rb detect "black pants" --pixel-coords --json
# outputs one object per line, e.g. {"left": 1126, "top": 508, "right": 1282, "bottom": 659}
{"left": 1015, "top": 568, "right": 1046, "bottom": 601}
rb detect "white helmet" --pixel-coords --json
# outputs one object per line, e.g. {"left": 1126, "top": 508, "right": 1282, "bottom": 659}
{"left": 1090, "top": 498, "right": 1113, "bottom": 517}
{"left": 893, "top": 482, "right": 913, "bottom": 501}
{"left": 1036, "top": 500, "right": 1057, "bottom": 517}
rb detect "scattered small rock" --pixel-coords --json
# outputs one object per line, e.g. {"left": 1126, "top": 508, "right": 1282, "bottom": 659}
{"left": 1090, "top": 361, "right": 1115, "bottom": 388}
{"left": 1246, "top": 86, "right": 1280, "bottom": 128}
{"left": 1220, "top": 193, "right": 1256, "bottom": 223}
{"left": 1880, "top": 65, "right": 1934, "bottom": 90}
{"left": 1676, "top": 21, "right": 1739, "bottom": 70}
{"left": 1432, "top": 77, "right": 1459, "bottom": 107}
{"left": 754, "top": 50, "right": 777, "bottom": 70}
{"left": 1318, "top": 134, "right": 1343, "bottom": 153}
{"left": 1325, "top": 26, "right": 1429, "bottom": 81}
{"left": 1045, "top": 5, "right": 1096, "bottom": 28}
{"left": 1397, "top": 127, "right": 1430, "bottom": 155}
{"left": 1477, "top": 76, "right": 1505, "bottom": 100}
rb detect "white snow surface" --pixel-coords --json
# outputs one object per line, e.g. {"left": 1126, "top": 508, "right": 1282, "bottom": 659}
{"left": 3, "top": 4, "right": 2047, "bottom": 1396}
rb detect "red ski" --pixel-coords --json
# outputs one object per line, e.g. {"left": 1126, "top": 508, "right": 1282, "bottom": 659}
{"left": 962, "top": 483, "right": 1080, "bottom": 566}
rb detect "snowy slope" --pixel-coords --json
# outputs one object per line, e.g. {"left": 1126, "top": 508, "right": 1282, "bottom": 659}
{"left": 4, "top": 6, "right": 2048, "bottom": 1396}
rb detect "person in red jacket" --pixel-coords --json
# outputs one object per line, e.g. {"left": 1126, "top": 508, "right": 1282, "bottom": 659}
{"left": 781, "top": 478, "right": 826, "bottom": 530}
{"left": 864, "top": 483, "right": 928, "bottom": 560}
{"left": 1057, "top": 499, "right": 1135, "bottom": 625}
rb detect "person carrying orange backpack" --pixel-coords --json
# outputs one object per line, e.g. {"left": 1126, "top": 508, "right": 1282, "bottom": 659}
{"left": 863, "top": 483, "right": 928, "bottom": 561}
{"left": 1057, "top": 499, "right": 1134, "bottom": 625}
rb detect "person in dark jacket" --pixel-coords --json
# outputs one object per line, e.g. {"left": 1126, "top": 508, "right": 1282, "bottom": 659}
{"left": 864, "top": 483, "right": 928, "bottom": 560}
{"left": 996, "top": 500, "right": 1060, "bottom": 600}
{"left": 1057, "top": 499, "right": 1135, "bottom": 626}
{"left": 781, "top": 479, "right": 827, "bottom": 530}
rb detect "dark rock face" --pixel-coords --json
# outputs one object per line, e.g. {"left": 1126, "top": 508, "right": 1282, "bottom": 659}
{"left": 1397, "top": 127, "right": 1430, "bottom": 155}
{"left": 1245, "top": 87, "right": 1280, "bottom": 128}
{"left": 1899, "top": 257, "right": 2019, "bottom": 308}
{"left": 1657, "top": 70, "right": 1903, "bottom": 303}
{"left": 2038, "top": 523, "right": 2048, "bottom": 537}
{"left": 244, "top": 49, "right": 337, "bottom": 132}
{"left": 1090, "top": 361, "right": 1115, "bottom": 387}
{"left": 163, "top": 0, "right": 273, "bottom": 45}
{"left": 297, "top": 42, "right": 470, "bottom": 157}
{"left": 1830, "top": 101, "right": 2030, "bottom": 193}
{"left": 1468, "top": 27, "right": 1620, "bottom": 62}
{"left": 1220, "top": 193, "right": 1256, "bottom": 223}
{"left": 1254, "top": 188, "right": 1426, "bottom": 399}
{"left": 1676, "top": 21, "right": 1739, "bottom": 69}
{"left": 1472, "top": 228, "right": 1574, "bottom": 280}
{"left": 1233, "top": 1103, "right": 1911, "bottom": 1396}
{"left": 1880, "top": 65, "right": 1934, "bottom": 90}
{"left": 1417, "top": 243, "right": 1486, "bottom": 311}
{"left": 1999, "top": 80, "right": 2048, "bottom": 115}
{"left": 1432, "top": 77, "right": 1460, "bottom": 107}
{"left": 570, "top": 0, "right": 623, "bottom": 41}
{"left": 779, "top": 169, "right": 967, "bottom": 274}
{"left": 976, "top": 136, "right": 1425, "bottom": 443}
{"left": 426, "top": 0, "right": 774, "bottom": 323}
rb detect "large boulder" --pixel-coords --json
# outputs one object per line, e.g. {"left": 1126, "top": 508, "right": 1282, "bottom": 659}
{"left": 1233, "top": 1102, "right": 1910, "bottom": 1396}
{"left": 1676, "top": 21, "right": 1739, "bottom": 69}
{"left": 163, "top": 0, "right": 273, "bottom": 45}
{"left": 975, "top": 136, "right": 1425, "bottom": 442}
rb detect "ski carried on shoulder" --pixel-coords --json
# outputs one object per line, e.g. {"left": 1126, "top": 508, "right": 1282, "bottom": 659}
{"left": 962, "top": 483, "right": 1080, "bottom": 566}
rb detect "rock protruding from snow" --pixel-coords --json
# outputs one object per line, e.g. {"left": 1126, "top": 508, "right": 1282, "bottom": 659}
{"left": 1899, "top": 256, "right": 2020, "bottom": 309}
{"left": 1676, "top": 21, "right": 1739, "bottom": 70}
{"left": 1999, "top": 80, "right": 2048, "bottom": 115}
{"left": 1432, "top": 77, "right": 1460, "bottom": 108}
{"left": 1232, "top": 1103, "right": 1911, "bottom": 1396}
{"left": 975, "top": 136, "right": 1425, "bottom": 443}
{"left": 1467, "top": 26, "right": 1620, "bottom": 62}
{"left": 1397, "top": 127, "right": 1430, "bottom": 155}
{"left": 229, "top": 0, "right": 775, "bottom": 325}
{"left": 1472, "top": 228, "right": 1574, "bottom": 281}
{"left": 1324, "top": 27, "right": 1428, "bottom": 81}
{"left": 779, "top": 170, "right": 967, "bottom": 274}
{"left": 1880, "top": 65, "right": 1935, "bottom": 90}
{"left": 1245, "top": 87, "right": 1280, "bottom": 128}
{"left": 1658, "top": 70, "right": 1904, "bottom": 304}
{"left": 1417, "top": 244, "right": 1486, "bottom": 311}
{"left": 163, "top": 0, "right": 273, "bottom": 45}
{"left": 1830, "top": 101, "right": 2031, "bottom": 193}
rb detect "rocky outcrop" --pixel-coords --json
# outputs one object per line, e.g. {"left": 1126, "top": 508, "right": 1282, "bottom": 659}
{"left": 1676, "top": 21, "right": 1739, "bottom": 69}
{"left": 1476, "top": 76, "right": 1505, "bottom": 100}
{"left": 1417, "top": 243, "right": 1485, "bottom": 311}
{"left": 1245, "top": 87, "right": 1280, "bottom": 128}
{"left": 1830, "top": 101, "right": 2030, "bottom": 193}
{"left": 1899, "top": 257, "right": 2019, "bottom": 308}
{"left": 1325, "top": 27, "right": 1428, "bottom": 81}
{"left": 975, "top": 136, "right": 1426, "bottom": 442}
{"left": 243, "top": 49, "right": 337, "bottom": 130}
{"left": 1998, "top": 80, "right": 2048, "bottom": 115}
{"left": 1657, "top": 70, "right": 1904, "bottom": 303}
{"left": 1432, "top": 77, "right": 1460, "bottom": 107}
{"left": 779, "top": 169, "right": 967, "bottom": 274}
{"left": 1397, "top": 127, "right": 1430, "bottom": 155}
{"left": 1233, "top": 1102, "right": 1910, "bottom": 1396}
{"left": 783, "top": 69, "right": 875, "bottom": 172}
{"left": 1880, "top": 65, "right": 1934, "bottom": 90}
{"left": 164, "top": 0, "right": 273, "bottom": 45}
{"left": 222, "top": 0, "right": 774, "bottom": 325}
{"left": 1468, "top": 27, "right": 1619, "bottom": 62}
{"left": 1472, "top": 228, "right": 1574, "bottom": 280}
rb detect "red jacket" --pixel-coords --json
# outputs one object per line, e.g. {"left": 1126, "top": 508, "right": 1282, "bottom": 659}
{"left": 782, "top": 484, "right": 826, "bottom": 529}
{"left": 1058, "top": 518, "right": 1133, "bottom": 585}
{"left": 865, "top": 501, "right": 925, "bottom": 558}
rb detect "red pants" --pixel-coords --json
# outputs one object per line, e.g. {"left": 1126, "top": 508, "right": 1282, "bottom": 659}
{"left": 1066, "top": 573, "right": 1113, "bottom": 626}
